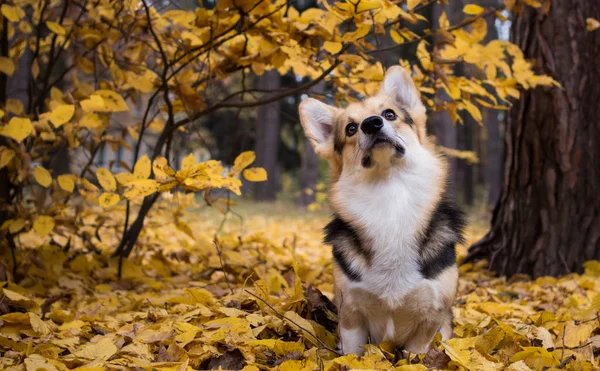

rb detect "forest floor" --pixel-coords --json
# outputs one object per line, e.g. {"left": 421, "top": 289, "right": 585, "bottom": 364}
{"left": 1, "top": 198, "right": 599, "bottom": 370}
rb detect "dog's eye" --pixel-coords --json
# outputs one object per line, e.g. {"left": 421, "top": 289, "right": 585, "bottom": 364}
{"left": 346, "top": 123, "right": 358, "bottom": 137}
{"left": 383, "top": 109, "right": 397, "bottom": 121}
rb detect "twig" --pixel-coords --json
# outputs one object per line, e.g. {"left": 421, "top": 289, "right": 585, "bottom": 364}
{"left": 213, "top": 239, "right": 234, "bottom": 295}
{"left": 245, "top": 289, "right": 341, "bottom": 356}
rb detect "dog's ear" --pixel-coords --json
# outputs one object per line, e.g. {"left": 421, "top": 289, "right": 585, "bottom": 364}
{"left": 299, "top": 98, "right": 338, "bottom": 157}
{"left": 378, "top": 66, "right": 424, "bottom": 112}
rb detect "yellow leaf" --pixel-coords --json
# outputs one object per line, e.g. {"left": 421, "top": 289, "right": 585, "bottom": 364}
{"left": 24, "top": 354, "right": 59, "bottom": 371}
{"left": 80, "top": 112, "right": 104, "bottom": 129}
{"left": 73, "top": 336, "right": 118, "bottom": 361}
{"left": 134, "top": 154, "right": 151, "bottom": 179}
{"left": 94, "top": 90, "right": 129, "bottom": 112}
{"left": 181, "top": 153, "right": 196, "bottom": 171}
{"left": 80, "top": 94, "right": 105, "bottom": 112}
{"left": 46, "top": 21, "right": 66, "bottom": 35}
{"left": 323, "top": 41, "right": 343, "bottom": 54}
{"left": 0, "top": 117, "right": 32, "bottom": 143}
{"left": 96, "top": 168, "right": 117, "bottom": 191}
{"left": 0, "top": 147, "right": 15, "bottom": 168}
{"left": 587, "top": 18, "right": 600, "bottom": 31}
{"left": 33, "top": 216, "right": 54, "bottom": 237}
{"left": 115, "top": 172, "right": 136, "bottom": 185}
{"left": 243, "top": 167, "right": 267, "bottom": 182}
{"left": 463, "top": 4, "right": 484, "bottom": 15}
{"left": 58, "top": 175, "right": 75, "bottom": 192}
{"left": 1, "top": 5, "right": 25, "bottom": 22}
{"left": 6, "top": 99, "right": 23, "bottom": 114}
{"left": 406, "top": 0, "right": 422, "bottom": 11}
{"left": 232, "top": 151, "right": 256, "bottom": 174}
{"left": 99, "top": 192, "right": 120, "bottom": 207}
{"left": 49, "top": 104, "right": 75, "bottom": 127}
{"left": 123, "top": 179, "right": 159, "bottom": 199}
{"left": 34, "top": 166, "right": 52, "bottom": 187}
{"left": 0, "top": 56, "right": 15, "bottom": 76}
{"left": 390, "top": 29, "right": 403, "bottom": 44}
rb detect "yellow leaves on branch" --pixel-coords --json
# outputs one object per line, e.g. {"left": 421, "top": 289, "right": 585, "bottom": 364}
{"left": 57, "top": 174, "right": 75, "bottom": 193}
{"left": 33, "top": 167, "right": 52, "bottom": 188}
{"left": 96, "top": 168, "right": 117, "bottom": 191}
{"left": 463, "top": 4, "right": 485, "bottom": 15}
{"left": 1, "top": 4, "right": 25, "bottom": 22}
{"left": 46, "top": 21, "right": 66, "bottom": 35}
{"left": 0, "top": 117, "right": 32, "bottom": 143}
{"left": 99, "top": 192, "right": 120, "bottom": 207}
{"left": 81, "top": 91, "right": 128, "bottom": 112}
{"left": 49, "top": 104, "right": 75, "bottom": 127}
{"left": 243, "top": 168, "right": 268, "bottom": 182}
{"left": 323, "top": 41, "right": 343, "bottom": 54}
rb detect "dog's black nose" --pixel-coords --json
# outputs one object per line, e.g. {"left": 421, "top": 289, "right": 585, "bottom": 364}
{"left": 361, "top": 116, "right": 383, "bottom": 135}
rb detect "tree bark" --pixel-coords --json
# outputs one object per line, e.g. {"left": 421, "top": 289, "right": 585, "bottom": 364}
{"left": 253, "top": 70, "right": 281, "bottom": 201}
{"left": 432, "top": 2, "right": 458, "bottom": 200}
{"left": 466, "top": 2, "right": 600, "bottom": 277}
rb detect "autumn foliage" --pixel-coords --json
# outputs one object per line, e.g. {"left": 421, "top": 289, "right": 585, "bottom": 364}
{"left": 1, "top": 0, "right": 591, "bottom": 370}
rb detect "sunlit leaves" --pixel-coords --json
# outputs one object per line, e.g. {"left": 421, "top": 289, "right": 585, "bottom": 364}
{"left": 133, "top": 155, "right": 151, "bottom": 179}
{"left": 463, "top": 4, "right": 485, "bottom": 15}
{"left": 0, "top": 146, "right": 15, "bottom": 168}
{"left": 33, "top": 215, "right": 54, "bottom": 236}
{"left": 323, "top": 41, "right": 343, "bottom": 54}
{"left": 93, "top": 90, "right": 129, "bottom": 112}
{"left": 1, "top": 4, "right": 25, "bottom": 22}
{"left": 99, "top": 192, "right": 120, "bottom": 207}
{"left": 232, "top": 151, "right": 256, "bottom": 175}
{"left": 49, "top": 104, "right": 75, "bottom": 127}
{"left": 243, "top": 168, "right": 267, "bottom": 182}
{"left": 46, "top": 21, "right": 66, "bottom": 35}
{"left": 0, "top": 117, "right": 32, "bottom": 143}
{"left": 33, "top": 167, "right": 52, "bottom": 188}
{"left": 80, "top": 94, "right": 105, "bottom": 112}
{"left": 96, "top": 168, "right": 117, "bottom": 192}
{"left": 57, "top": 175, "right": 75, "bottom": 193}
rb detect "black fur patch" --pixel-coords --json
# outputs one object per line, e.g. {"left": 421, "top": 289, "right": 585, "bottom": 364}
{"left": 332, "top": 247, "right": 362, "bottom": 281}
{"left": 400, "top": 107, "right": 414, "bottom": 125}
{"left": 419, "top": 200, "right": 466, "bottom": 279}
{"left": 362, "top": 156, "right": 373, "bottom": 168}
{"left": 420, "top": 241, "right": 456, "bottom": 279}
{"left": 333, "top": 125, "right": 344, "bottom": 153}
{"left": 324, "top": 216, "right": 370, "bottom": 281}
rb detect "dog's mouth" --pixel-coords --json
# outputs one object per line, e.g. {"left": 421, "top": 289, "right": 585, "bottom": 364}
{"left": 362, "top": 136, "right": 405, "bottom": 168}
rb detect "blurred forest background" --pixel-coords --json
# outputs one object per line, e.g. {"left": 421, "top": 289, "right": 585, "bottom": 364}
{"left": 0, "top": 0, "right": 599, "bottom": 370}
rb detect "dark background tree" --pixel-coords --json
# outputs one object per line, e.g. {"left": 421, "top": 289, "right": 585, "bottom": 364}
{"left": 467, "top": 1, "right": 600, "bottom": 277}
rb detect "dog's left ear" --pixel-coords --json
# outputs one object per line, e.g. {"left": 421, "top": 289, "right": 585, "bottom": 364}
{"left": 378, "top": 66, "right": 425, "bottom": 113}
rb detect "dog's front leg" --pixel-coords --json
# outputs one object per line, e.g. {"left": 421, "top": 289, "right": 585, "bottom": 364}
{"left": 338, "top": 308, "right": 368, "bottom": 355}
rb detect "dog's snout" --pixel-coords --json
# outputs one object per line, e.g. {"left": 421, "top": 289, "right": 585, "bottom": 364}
{"left": 361, "top": 116, "right": 383, "bottom": 135}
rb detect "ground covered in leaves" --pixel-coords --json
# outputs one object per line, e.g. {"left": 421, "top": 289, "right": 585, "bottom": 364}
{"left": 1, "top": 199, "right": 600, "bottom": 371}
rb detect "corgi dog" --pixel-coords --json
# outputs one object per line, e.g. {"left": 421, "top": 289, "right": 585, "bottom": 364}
{"left": 298, "top": 66, "right": 465, "bottom": 355}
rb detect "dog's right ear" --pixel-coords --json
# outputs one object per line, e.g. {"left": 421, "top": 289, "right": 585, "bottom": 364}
{"left": 299, "top": 98, "right": 338, "bottom": 157}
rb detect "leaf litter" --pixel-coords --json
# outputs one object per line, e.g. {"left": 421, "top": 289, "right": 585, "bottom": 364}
{"left": 1, "top": 199, "right": 600, "bottom": 371}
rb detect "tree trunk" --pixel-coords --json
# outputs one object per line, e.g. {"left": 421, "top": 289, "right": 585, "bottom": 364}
{"left": 253, "top": 70, "right": 281, "bottom": 201}
{"left": 481, "top": 0, "right": 502, "bottom": 208}
{"left": 466, "top": 2, "right": 600, "bottom": 277}
{"left": 432, "top": 2, "right": 458, "bottom": 200}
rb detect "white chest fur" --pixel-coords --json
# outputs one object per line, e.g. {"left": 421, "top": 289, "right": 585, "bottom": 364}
{"left": 331, "top": 148, "right": 441, "bottom": 308}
